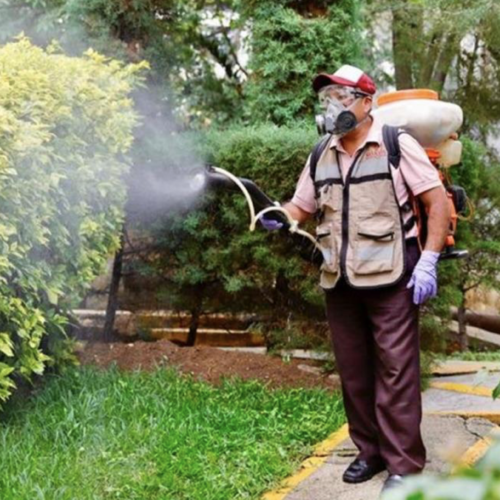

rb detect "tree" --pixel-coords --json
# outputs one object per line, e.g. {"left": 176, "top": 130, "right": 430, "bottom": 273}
{"left": 243, "top": 0, "right": 365, "bottom": 125}
{"left": 0, "top": 0, "right": 248, "bottom": 125}
{"left": 125, "top": 124, "right": 325, "bottom": 345}
{"left": 367, "top": 0, "right": 500, "bottom": 136}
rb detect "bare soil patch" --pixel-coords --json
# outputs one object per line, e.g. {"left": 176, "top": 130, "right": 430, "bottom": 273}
{"left": 78, "top": 339, "right": 339, "bottom": 392}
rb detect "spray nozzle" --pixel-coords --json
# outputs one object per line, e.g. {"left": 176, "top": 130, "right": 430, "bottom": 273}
{"left": 191, "top": 165, "right": 286, "bottom": 218}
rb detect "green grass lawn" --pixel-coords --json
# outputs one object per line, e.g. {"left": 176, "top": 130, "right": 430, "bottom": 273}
{"left": 0, "top": 366, "right": 345, "bottom": 500}
{"left": 437, "top": 351, "right": 500, "bottom": 362}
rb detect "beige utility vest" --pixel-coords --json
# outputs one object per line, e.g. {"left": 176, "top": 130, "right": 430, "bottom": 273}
{"left": 313, "top": 140, "right": 406, "bottom": 290}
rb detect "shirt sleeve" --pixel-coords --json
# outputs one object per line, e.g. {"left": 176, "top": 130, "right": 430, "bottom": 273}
{"left": 291, "top": 155, "right": 317, "bottom": 214}
{"left": 398, "top": 133, "right": 443, "bottom": 196}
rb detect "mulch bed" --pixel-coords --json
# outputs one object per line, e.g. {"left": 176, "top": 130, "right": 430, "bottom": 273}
{"left": 78, "top": 339, "right": 340, "bottom": 392}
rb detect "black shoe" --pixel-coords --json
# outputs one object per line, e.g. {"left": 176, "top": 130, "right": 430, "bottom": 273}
{"left": 381, "top": 474, "right": 405, "bottom": 495}
{"left": 342, "top": 458, "right": 386, "bottom": 484}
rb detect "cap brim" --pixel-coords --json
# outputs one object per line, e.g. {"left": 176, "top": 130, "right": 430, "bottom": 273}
{"left": 312, "top": 74, "right": 356, "bottom": 93}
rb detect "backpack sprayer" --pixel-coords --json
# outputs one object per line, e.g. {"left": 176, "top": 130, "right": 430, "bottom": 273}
{"left": 374, "top": 89, "right": 469, "bottom": 259}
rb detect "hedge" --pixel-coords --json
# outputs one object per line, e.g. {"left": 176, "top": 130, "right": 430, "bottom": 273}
{"left": 0, "top": 38, "right": 145, "bottom": 404}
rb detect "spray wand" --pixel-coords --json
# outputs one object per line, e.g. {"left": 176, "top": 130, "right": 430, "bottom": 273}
{"left": 191, "top": 166, "right": 324, "bottom": 261}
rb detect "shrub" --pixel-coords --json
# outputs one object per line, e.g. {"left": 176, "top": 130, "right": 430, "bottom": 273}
{"left": 0, "top": 38, "right": 145, "bottom": 404}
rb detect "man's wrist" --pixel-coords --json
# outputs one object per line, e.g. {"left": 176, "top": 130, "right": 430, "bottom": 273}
{"left": 420, "top": 250, "right": 440, "bottom": 266}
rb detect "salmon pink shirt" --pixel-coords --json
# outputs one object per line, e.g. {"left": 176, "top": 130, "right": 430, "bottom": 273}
{"left": 291, "top": 116, "right": 443, "bottom": 239}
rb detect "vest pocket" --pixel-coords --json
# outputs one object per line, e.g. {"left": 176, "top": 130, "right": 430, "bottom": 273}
{"left": 316, "top": 221, "right": 338, "bottom": 274}
{"left": 353, "top": 214, "right": 396, "bottom": 275}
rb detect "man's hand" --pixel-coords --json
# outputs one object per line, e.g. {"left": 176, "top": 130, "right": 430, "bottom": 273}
{"left": 258, "top": 201, "right": 313, "bottom": 231}
{"left": 258, "top": 215, "right": 283, "bottom": 231}
{"left": 407, "top": 250, "right": 440, "bottom": 305}
{"left": 406, "top": 185, "right": 450, "bottom": 305}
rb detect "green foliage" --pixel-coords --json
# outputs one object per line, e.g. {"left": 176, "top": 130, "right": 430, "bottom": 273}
{"left": 0, "top": 0, "right": 365, "bottom": 127}
{"left": 0, "top": 365, "right": 345, "bottom": 498}
{"left": 0, "top": 38, "right": 144, "bottom": 404}
{"left": 264, "top": 321, "right": 331, "bottom": 353}
{"left": 417, "top": 137, "right": 500, "bottom": 353}
{"left": 441, "top": 351, "right": 500, "bottom": 362}
{"left": 368, "top": 0, "right": 500, "bottom": 135}
{"left": 244, "top": 0, "right": 364, "bottom": 125}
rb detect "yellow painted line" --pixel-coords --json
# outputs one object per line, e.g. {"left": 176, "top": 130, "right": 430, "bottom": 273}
{"left": 455, "top": 424, "right": 500, "bottom": 471}
{"left": 261, "top": 423, "right": 349, "bottom": 500}
{"left": 261, "top": 405, "right": 500, "bottom": 499}
{"left": 426, "top": 411, "right": 500, "bottom": 425}
{"left": 460, "top": 436, "right": 492, "bottom": 467}
{"left": 429, "top": 381, "right": 493, "bottom": 398}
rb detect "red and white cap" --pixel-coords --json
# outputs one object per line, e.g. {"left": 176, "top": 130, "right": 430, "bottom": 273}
{"left": 312, "top": 65, "right": 376, "bottom": 95}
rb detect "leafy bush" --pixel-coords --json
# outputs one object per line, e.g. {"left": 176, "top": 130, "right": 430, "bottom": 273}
{"left": 0, "top": 38, "right": 145, "bottom": 404}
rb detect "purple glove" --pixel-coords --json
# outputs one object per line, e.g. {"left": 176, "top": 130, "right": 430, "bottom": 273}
{"left": 407, "top": 250, "right": 440, "bottom": 305}
{"left": 258, "top": 215, "right": 283, "bottom": 231}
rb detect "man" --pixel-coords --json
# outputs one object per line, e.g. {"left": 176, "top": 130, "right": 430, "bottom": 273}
{"left": 261, "top": 65, "right": 451, "bottom": 495}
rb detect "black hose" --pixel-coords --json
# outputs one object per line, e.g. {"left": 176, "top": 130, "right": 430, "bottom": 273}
{"left": 203, "top": 166, "right": 289, "bottom": 227}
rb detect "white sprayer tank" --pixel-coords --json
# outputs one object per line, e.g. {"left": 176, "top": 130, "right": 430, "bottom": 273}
{"left": 372, "top": 89, "right": 463, "bottom": 167}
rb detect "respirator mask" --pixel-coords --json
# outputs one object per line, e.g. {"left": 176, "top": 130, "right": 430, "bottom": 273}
{"left": 315, "top": 84, "right": 370, "bottom": 136}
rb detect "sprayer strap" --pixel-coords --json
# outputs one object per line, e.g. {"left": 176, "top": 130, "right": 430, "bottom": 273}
{"left": 382, "top": 124, "right": 403, "bottom": 169}
{"left": 309, "top": 134, "right": 332, "bottom": 195}
{"left": 382, "top": 124, "right": 424, "bottom": 237}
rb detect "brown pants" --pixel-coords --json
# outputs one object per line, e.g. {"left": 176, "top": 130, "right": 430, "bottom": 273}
{"left": 325, "top": 241, "right": 426, "bottom": 474}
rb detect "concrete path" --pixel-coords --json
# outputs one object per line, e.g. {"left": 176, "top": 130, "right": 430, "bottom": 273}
{"left": 262, "top": 370, "right": 500, "bottom": 500}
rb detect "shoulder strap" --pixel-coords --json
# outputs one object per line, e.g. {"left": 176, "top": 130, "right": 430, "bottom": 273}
{"left": 382, "top": 124, "right": 425, "bottom": 247}
{"left": 309, "top": 134, "right": 332, "bottom": 184}
{"left": 382, "top": 124, "right": 402, "bottom": 169}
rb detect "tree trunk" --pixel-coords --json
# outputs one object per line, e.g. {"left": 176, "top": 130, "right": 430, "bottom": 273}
{"left": 418, "top": 31, "right": 444, "bottom": 87}
{"left": 391, "top": 3, "right": 416, "bottom": 89}
{"left": 457, "top": 298, "right": 469, "bottom": 352}
{"left": 186, "top": 307, "right": 200, "bottom": 347}
{"left": 103, "top": 229, "right": 125, "bottom": 341}
{"left": 273, "top": 270, "right": 290, "bottom": 320}
{"left": 186, "top": 287, "right": 204, "bottom": 347}
{"left": 432, "top": 32, "right": 460, "bottom": 92}
{"left": 451, "top": 307, "right": 500, "bottom": 335}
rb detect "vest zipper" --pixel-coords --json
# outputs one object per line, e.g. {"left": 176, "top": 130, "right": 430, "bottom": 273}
{"left": 339, "top": 146, "right": 369, "bottom": 280}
